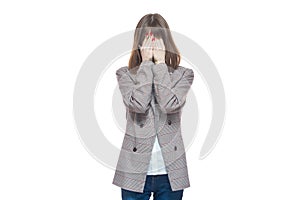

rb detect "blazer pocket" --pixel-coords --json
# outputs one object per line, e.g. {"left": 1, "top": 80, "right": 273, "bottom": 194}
{"left": 166, "top": 113, "right": 181, "bottom": 124}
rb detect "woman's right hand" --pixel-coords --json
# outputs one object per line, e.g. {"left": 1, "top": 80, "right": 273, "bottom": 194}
{"left": 139, "top": 31, "right": 154, "bottom": 62}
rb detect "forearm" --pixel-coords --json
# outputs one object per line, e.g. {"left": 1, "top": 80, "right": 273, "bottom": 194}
{"left": 116, "top": 60, "right": 154, "bottom": 113}
{"left": 152, "top": 63, "right": 194, "bottom": 113}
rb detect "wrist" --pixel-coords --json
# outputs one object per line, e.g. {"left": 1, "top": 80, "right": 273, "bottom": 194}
{"left": 155, "top": 60, "right": 165, "bottom": 65}
{"left": 140, "top": 60, "right": 154, "bottom": 65}
{"left": 143, "top": 58, "right": 153, "bottom": 62}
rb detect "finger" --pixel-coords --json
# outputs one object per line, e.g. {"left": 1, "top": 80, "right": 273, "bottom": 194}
{"left": 148, "top": 30, "right": 153, "bottom": 41}
{"left": 156, "top": 38, "right": 161, "bottom": 50}
{"left": 143, "top": 33, "right": 148, "bottom": 47}
{"left": 142, "top": 31, "right": 150, "bottom": 47}
{"left": 151, "top": 37, "right": 155, "bottom": 49}
{"left": 141, "top": 37, "right": 146, "bottom": 49}
{"left": 151, "top": 35, "right": 155, "bottom": 42}
{"left": 146, "top": 35, "right": 152, "bottom": 49}
{"left": 152, "top": 38, "right": 158, "bottom": 51}
{"left": 157, "top": 38, "right": 164, "bottom": 51}
{"left": 143, "top": 40, "right": 149, "bottom": 50}
{"left": 149, "top": 31, "right": 152, "bottom": 43}
{"left": 149, "top": 30, "right": 153, "bottom": 37}
{"left": 149, "top": 31, "right": 156, "bottom": 47}
{"left": 160, "top": 38, "right": 165, "bottom": 51}
{"left": 156, "top": 38, "right": 161, "bottom": 51}
{"left": 148, "top": 33, "right": 153, "bottom": 46}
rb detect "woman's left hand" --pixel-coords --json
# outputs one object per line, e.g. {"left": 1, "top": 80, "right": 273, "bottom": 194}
{"left": 153, "top": 38, "right": 166, "bottom": 64}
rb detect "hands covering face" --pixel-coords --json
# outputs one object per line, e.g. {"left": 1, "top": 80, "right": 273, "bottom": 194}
{"left": 139, "top": 30, "right": 166, "bottom": 64}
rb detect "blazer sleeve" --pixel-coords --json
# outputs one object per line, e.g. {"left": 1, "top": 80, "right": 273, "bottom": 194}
{"left": 116, "top": 60, "right": 154, "bottom": 113}
{"left": 152, "top": 63, "right": 194, "bottom": 114}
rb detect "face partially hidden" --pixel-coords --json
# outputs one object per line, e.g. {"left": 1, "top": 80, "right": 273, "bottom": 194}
{"left": 130, "top": 24, "right": 180, "bottom": 68}
{"left": 139, "top": 29, "right": 166, "bottom": 64}
{"left": 138, "top": 27, "right": 165, "bottom": 47}
{"left": 142, "top": 29, "right": 165, "bottom": 49}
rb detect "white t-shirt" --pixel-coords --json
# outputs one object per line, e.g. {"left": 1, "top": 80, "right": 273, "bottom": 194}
{"left": 147, "top": 98, "right": 167, "bottom": 175}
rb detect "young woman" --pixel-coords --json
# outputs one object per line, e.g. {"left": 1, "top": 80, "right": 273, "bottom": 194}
{"left": 113, "top": 13, "right": 194, "bottom": 200}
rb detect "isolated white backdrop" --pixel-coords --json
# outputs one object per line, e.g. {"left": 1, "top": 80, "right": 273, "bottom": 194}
{"left": 0, "top": 1, "right": 300, "bottom": 200}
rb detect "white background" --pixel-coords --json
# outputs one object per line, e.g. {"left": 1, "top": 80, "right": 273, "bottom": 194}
{"left": 1, "top": 0, "right": 300, "bottom": 199}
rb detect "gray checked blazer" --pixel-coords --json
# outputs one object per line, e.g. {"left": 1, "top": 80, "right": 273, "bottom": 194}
{"left": 112, "top": 60, "right": 194, "bottom": 193}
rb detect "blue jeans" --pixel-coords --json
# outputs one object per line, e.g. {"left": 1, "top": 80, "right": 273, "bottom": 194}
{"left": 121, "top": 174, "right": 184, "bottom": 200}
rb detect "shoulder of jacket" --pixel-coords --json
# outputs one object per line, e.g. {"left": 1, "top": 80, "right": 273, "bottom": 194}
{"left": 177, "top": 65, "right": 194, "bottom": 74}
{"left": 116, "top": 66, "right": 128, "bottom": 74}
{"left": 115, "top": 66, "right": 129, "bottom": 81}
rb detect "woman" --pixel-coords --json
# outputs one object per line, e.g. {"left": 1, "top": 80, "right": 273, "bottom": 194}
{"left": 113, "top": 13, "right": 194, "bottom": 200}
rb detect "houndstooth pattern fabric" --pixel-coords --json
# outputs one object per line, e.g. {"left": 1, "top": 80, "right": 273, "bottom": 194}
{"left": 113, "top": 60, "right": 194, "bottom": 193}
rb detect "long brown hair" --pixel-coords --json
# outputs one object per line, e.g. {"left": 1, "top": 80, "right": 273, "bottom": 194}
{"left": 128, "top": 13, "right": 181, "bottom": 69}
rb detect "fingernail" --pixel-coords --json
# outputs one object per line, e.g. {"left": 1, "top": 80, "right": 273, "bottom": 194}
{"left": 152, "top": 37, "right": 155, "bottom": 41}
{"left": 150, "top": 32, "right": 153, "bottom": 36}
